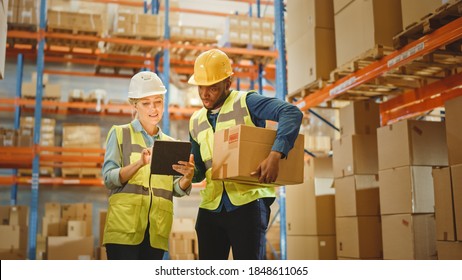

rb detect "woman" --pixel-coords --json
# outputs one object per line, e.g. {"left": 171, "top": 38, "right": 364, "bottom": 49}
{"left": 102, "top": 71, "right": 195, "bottom": 260}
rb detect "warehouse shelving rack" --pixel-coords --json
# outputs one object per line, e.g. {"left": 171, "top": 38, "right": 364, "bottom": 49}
{"left": 293, "top": 13, "right": 462, "bottom": 125}
{"left": 1, "top": 0, "right": 287, "bottom": 260}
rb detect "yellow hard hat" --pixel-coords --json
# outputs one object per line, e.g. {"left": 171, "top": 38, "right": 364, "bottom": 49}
{"left": 188, "top": 49, "right": 234, "bottom": 86}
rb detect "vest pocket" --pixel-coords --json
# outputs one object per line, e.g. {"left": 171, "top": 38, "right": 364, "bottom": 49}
{"left": 153, "top": 199, "right": 174, "bottom": 239}
{"left": 106, "top": 194, "right": 142, "bottom": 233}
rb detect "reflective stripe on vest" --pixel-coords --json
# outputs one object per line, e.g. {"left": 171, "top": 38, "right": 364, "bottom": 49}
{"left": 109, "top": 126, "right": 173, "bottom": 202}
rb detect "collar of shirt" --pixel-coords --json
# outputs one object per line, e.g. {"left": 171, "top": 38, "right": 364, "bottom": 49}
{"left": 131, "top": 119, "right": 161, "bottom": 147}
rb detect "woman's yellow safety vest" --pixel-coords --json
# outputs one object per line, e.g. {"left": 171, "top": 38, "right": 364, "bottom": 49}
{"left": 189, "top": 90, "right": 276, "bottom": 210}
{"left": 103, "top": 124, "right": 175, "bottom": 251}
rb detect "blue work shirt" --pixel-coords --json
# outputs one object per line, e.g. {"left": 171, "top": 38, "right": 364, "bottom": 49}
{"left": 102, "top": 119, "right": 191, "bottom": 196}
{"left": 190, "top": 91, "right": 303, "bottom": 212}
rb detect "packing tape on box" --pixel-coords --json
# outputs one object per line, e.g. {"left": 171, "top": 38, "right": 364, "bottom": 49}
{"left": 90, "top": 14, "right": 95, "bottom": 31}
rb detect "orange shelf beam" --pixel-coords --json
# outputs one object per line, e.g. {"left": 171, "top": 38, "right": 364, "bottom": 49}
{"left": 382, "top": 88, "right": 462, "bottom": 124}
{"left": 294, "top": 16, "right": 462, "bottom": 112}
{"left": 380, "top": 71, "right": 462, "bottom": 113}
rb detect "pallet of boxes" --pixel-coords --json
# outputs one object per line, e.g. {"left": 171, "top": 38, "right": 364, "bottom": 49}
{"left": 333, "top": 100, "right": 382, "bottom": 260}
{"left": 47, "top": 0, "right": 106, "bottom": 53}
{"left": 21, "top": 73, "right": 61, "bottom": 104}
{"left": 377, "top": 114, "right": 448, "bottom": 259}
{"left": 61, "top": 124, "right": 102, "bottom": 178}
{"left": 0, "top": 205, "right": 29, "bottom": 260}
{"left": 211, "top": 124, "right": 304, "bottom": 260}
{"left": 18, "top": 116, "right": 56, "bottom": 176}
{"left": 432, "top": 96, "right": 462, "bottom": 260}
{"left": 43, "top": 202, "right": 94, "bottom": 260}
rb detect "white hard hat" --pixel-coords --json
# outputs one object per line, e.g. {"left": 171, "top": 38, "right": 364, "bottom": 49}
{"left": 128, "top": 71, "right": 166, "bottom": 99}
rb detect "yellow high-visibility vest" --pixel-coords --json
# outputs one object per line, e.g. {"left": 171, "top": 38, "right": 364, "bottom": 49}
{"left": 189, "top": 90, "right": 276, "bottom": 210}
{"left": 103, "top": 124, "right": 175, "bottom": 251}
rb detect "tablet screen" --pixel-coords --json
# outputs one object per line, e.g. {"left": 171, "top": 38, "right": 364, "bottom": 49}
{"left": 150, "top": 140, "right": 192, "bottom": 176}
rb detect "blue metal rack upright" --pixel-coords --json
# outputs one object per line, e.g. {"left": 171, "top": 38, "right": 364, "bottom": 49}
{"left": 273, "top": 0, "right": 288, "bottom": 260}
{"left": 27, "top": 0, "right": 47, "bottom": 260}
{"left": 10, "top": 54, "right": 24, "bottom": 206}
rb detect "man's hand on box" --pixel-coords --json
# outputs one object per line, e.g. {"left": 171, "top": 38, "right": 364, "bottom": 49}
{"left": 250, "top": 151, "right": 282, "bottom": 184}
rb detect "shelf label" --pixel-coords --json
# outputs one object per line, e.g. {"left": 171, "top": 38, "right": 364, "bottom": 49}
{"left": 387, "top": 42, "right": 425, "bottom": 68}
{"left": 296, "top": 100, "right": 306, "bottom": 109}
{"left": 63, "top": 179, "right": 81, "bottom": 184}
{"left": 329, "top": 77, "right": 356, "bottom": 96}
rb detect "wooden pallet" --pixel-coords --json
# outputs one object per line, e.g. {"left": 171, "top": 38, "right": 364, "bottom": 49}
{"left": 393, "top": 0, "right": 462, "bottom": 49}
{"left": 287, "top": 79, "right": 328, "bottom": 103}
{"left": 7, "top": 24, "right": 38, "bottom": 49}
{"left": 46, "top": 28, "right": 101, "bottom": 53}
{"left": 18, "top": 167, "right": 55, "bottom": 177}
{"left": 105, "top": 35, "right": 163, "bottom": 56}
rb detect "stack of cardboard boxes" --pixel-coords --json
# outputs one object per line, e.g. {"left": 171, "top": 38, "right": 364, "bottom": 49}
{"left": 333, "top": 100, "right": 382, "bottom": 259}
{"left": 287, "top": 0, "right": 336, "bottom": 95}
{"left": 0, "top": 205, "right": 28, "bottom": 260}
{"left": 378, "top": 119, "right": 448, "bottom": 259}
{"left": 61, "top": 124, "right": 102, "bottom": 178}
{"left": 21, "top": 73, "right": 62, "bottom": 101}
{"left": 432, "top": 96, "right": 462, "bottom": 259}
{"left": 286, "top": 157, "right": 336, "bottom": 259}
{"left": 220, "top": 15, "right": 274, "bottom": 48}
{"left": 18, "top": 116, "right": 56, "bottom": 176}
{"left": 43, "top": 202, "right": 94, "bottom": 260}
{"left": 8, "top": 0, "right": 38, "bottom": 26}
{"left": 169, "top": 218, "right": 197, "bottom": 260}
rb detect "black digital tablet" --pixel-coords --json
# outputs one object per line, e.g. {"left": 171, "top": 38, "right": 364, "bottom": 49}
{"left": 150, "top": 140, "right": 192, "bottom": 176}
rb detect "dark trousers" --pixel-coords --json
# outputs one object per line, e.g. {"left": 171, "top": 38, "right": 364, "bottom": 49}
{"left": 106, "top": 225, "right": 165, "bottom": 260}
{"left": 195, "top": 198, "right": 273, "bottom": 260}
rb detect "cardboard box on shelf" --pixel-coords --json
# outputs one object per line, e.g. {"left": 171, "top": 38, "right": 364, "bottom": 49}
{"left": 334, "top": 0, "right": 402, "bottom": 66}
{"left": 450, "top": 164, "right": 462, "bottom": 241}
{"left": 432, "top": 167, "right": 456, "bottom": 241}
{"left": 339, "top": 100, "right": 380, "bottom": 136}
{"left": 212, "top": 125, "right": 304, "bottom": 186}
{"left": 335, "top": 216, "right": 382, "bottom": 259}
{"left": 332, "top": 134, "right": 378, "bottom": 178}
{"left": 287, "top": 235, "right": 337, "bottom": 260}
{"left": 0, "top": 17, "right": 6, "bottom": 80}
{"left": 379, "top": 166, "right": 435, "bottom": 215}
{"left": 334, "top": 174, "right": 380, "bottom": 217}
{"left": 288, "top": 27, "right": 336, "bottom": 92}
{"left": 401, "top": 0, "right": 446, "bottom": 29}
{"left": 436, "top": 241, "right": 462, "bottom": 260}
{"left": 445, "top": 96, "right": 462, "bottom": 165}
{"left": 377, "top": 119, "right": 448, "bottom": 170}
{"left": 44, "top": 202, "right": 61, "bottom": 218}
{"left": 382, "top": 213, "right": 436, "bottom": 260}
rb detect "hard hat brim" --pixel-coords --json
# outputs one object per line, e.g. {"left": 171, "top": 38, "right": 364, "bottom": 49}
{"left": 128, "top": 90, "right": 166, "bottom": 99}
{"left": 187, "top": 73, "right": 233, "bottom": 86}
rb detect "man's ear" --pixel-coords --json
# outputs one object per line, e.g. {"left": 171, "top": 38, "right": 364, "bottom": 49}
{"left": 225, "top": 77, "right": 232, "bottom": 89}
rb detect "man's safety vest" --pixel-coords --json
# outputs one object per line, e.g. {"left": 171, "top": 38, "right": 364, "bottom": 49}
{"left": 103, "top": 124, "right": 175, "bottom": 251}
{"left": 189, "top": 90, "right": 276, "bottom": 210}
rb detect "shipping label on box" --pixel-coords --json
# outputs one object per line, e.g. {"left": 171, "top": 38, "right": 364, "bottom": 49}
{"left": 212, "top": 125, "right": 304, "bottom": 186}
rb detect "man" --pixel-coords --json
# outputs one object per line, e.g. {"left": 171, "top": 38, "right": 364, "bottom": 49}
{"left": 188, "top": 49, "right": 303, "bottom": 260}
